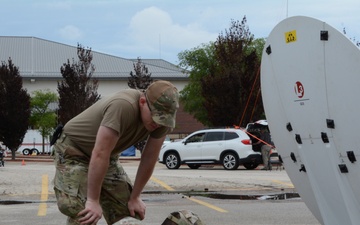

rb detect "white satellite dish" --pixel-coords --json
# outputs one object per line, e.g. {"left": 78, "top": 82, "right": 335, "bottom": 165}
{"left": 261, "top": 16, "right": 360, "bottom": 225}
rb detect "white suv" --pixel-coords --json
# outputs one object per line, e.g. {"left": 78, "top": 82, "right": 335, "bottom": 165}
{"left": 158, "top": 128, "right": 262, "bottom": 170}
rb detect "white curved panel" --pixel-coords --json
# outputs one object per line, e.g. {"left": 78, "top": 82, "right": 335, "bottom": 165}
{"left": 261, "top": 16, "right": 360, "bottom": 225}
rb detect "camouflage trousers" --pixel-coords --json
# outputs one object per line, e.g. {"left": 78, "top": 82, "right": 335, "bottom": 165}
{"left": 52, "top": 133, "right": 136, "bottom": 225}
{"left": 261, "top": 145, "right": 272, "bottom": 170}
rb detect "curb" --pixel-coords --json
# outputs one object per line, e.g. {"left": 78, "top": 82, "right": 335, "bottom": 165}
{"left": 4, "top": 156, "right": 141, "bottom": 163}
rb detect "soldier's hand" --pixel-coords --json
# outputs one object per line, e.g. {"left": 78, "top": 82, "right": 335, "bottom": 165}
{"left": 77, "top": 199, "right": 103, "bottom": 224}
{"left": 128, "top": 197, "right": 146, "bottom": 220}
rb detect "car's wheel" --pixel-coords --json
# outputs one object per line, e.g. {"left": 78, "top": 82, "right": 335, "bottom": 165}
{"left": 222, "top": 152, "right": 239, "bottom": 170}
{"left": 165, "top": 152, "right": 181, "bottom": 169}
{"left": 187, "top": 164, "right": 201, "bottom": 169}
{"left": 22, "top": 148, "right": 31, "bottom": 155}
{"left": 243, "top": 162, "right": 259, "bottom": 170}
{"left": 31, "top": 148, "right": 39, "bottom": 155}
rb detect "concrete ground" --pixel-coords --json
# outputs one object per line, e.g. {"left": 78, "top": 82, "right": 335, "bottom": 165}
{"left": 0, "top": 155, "right": 320, "bottom": 225}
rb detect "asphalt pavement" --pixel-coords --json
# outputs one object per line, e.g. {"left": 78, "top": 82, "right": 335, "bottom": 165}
{"left": 0, "top": 155, "right": 321, "bottom": 225}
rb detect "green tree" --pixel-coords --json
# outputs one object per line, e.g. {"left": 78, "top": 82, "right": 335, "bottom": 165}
{"left": 128, "top": 57, "right": 153, "bottom": 92}
{"left": 30, "top": 89, "right": 58, "bottom": 153}
{"left": 178, "top": 43, "right": 216, "bottom": 126}
{"left": 178, "top": 17, "right": 264, "bottom": 127}
{"left": 57, "top": 44, "right": 101, "bottom": 125}
{"left": 250, "top": 38, "right": 266, "bottom": 59}
{"left": 202, "top": 17, "right": 262, "bottom": 127}
{"left": 0, "top": 58, "right": 31, "bottom": 159}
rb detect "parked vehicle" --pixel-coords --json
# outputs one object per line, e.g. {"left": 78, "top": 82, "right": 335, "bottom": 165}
{"left": 0, "top": 148, "right": 5, "bottom": 167}
{"left": 120, "top": 145, "right": 136, "bottom": 157}
{"left": 245, "top": 120, "right": 282, "bottom": 167}
{"left": 18, "top": 129, "right": 51, "bottom": 155}
{"left": 158, "top": 128, "right": 262, "bottom": 170}
{"left": 161, "top": 135, "right": 171, "bottom": 148}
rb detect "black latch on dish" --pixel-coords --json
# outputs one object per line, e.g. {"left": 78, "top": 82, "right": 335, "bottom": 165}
{"left": 266, "top": 45, "right": 272, "bottom": 55}
{"left": 286, "top": 122, "right": 293, "bottom": 132}
{"left": 299, "top": 164, "right": 306, "bottom": 172}
{"left": 326, "top": 119, "right": 335, "bottom": 129}
{"left": 279, "top": 155, "right": 283, "bottom": 163}
{"left": 290, "top": 152, "right": 297, "bottom": 162}
{"left": 320, "top": 30, "right": 328, "bottom": 41}
{"left": 321, "top": 132, "right": 329, "bottom": 143}
{"left": 338, "top": 164, "right": 348, "bottom": 173}
{"left": 347, "top": 151, "right": 357, "bottom": 163}
{"left": 295, "top": 134, "right": 302, "bottom": 144}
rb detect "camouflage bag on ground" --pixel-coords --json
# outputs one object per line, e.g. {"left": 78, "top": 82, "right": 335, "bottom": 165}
{"left": 161, "top": 210, "right": 204, "bottom": 225}
{"left": 115, "top": 216, "right": 142, "bottom": 225}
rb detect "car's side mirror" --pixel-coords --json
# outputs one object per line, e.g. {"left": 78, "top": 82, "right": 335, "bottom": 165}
{"left": 183, "top": 140, "right": 187, "bottom": 145}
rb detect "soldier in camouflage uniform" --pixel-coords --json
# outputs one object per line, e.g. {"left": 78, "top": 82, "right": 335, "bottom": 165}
{"left": 52, "top": 80, "right": 179, "bottom": 225}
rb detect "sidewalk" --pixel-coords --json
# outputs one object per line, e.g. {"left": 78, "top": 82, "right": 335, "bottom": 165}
{"left": 4, "top": 150, "right": 142, "bottom": 163}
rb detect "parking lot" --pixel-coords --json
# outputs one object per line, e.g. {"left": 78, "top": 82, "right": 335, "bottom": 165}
{"left": 0, "top": 157, "right": 321, "bottom": 224}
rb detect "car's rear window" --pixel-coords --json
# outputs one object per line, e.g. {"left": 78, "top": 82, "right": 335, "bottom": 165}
{"left": 204, "top": 132, "right": 224, "bottom": 141}
{"left": 224, "top": 132, "right": 239, "bottom": 140}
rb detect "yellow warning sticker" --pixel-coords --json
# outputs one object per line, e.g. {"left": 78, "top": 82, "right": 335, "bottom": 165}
{"left": 285, "top": 30, "right": 297, "bottom": 43}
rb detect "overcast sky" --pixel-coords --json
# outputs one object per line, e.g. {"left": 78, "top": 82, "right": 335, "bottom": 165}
{"left": 1, "top": 0, "right": 359, "bottom": 64}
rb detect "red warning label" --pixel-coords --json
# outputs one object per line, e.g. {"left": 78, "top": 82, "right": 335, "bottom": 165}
{"left": 294, "top": 81, "right": 304, "bottom": 98}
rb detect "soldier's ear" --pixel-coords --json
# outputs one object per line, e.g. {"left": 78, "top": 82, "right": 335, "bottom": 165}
{"left": 139, "top": 96, "right": 147, "bottom": 106}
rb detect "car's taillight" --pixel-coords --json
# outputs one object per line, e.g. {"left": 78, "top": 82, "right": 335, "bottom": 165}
{"left": 241, "top": 139, "right": 251, "bottom": 145}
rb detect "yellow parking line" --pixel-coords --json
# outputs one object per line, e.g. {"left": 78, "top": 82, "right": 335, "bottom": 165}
{"left": 150, "top": 176, "right": 227, "bottom": 213}
{"left": 38, "top": 174, "right": 48, "bottom": 216}
{"left": 150, "top": 176, "right": 175, "bottom": 191}
{"left": 184, "top": 196, "right": 228, "bottom": 213}
{"left": 271, "top": 179, "right": 294, "bottom": 188}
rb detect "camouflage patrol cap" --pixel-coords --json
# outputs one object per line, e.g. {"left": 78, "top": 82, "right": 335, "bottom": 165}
{"left": 161, "top": 210, "right": 204, "bottom": 225}
{"left": 145, "top": 80, "right": 179, "bottom": 128}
